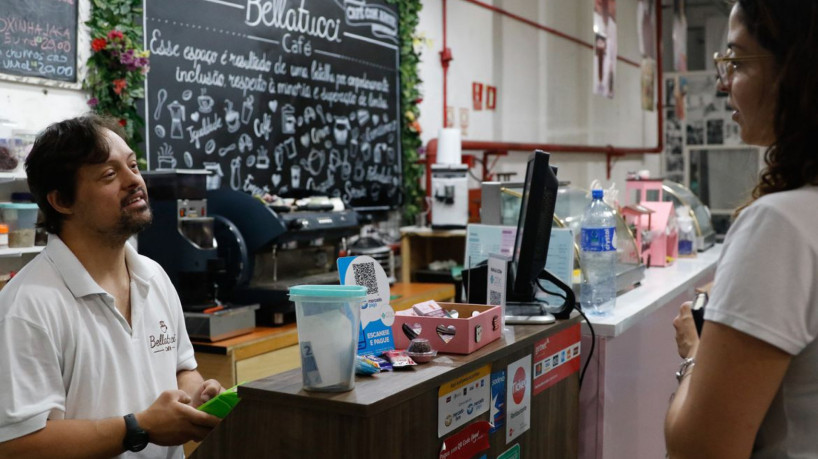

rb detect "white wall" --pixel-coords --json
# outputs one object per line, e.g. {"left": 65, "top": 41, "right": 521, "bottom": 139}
{"left": 416, "top": 0, "right": 663, "bottom": 196}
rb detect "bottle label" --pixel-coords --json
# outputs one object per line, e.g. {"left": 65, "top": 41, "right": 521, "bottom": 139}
{"left": 581, "top": 227, "right": 616, "bottom": 252}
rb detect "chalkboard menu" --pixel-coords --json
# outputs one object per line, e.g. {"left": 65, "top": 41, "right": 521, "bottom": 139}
{"left": 0, "top": 0, "right": 78, "bottom": 82}
{"left": 143, "top": 0, "right": 402, "bottom": 210}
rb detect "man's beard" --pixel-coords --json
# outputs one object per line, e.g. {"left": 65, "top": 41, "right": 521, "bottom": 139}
{"left": 112, "top": 205, "right": 153, "bottom": 240}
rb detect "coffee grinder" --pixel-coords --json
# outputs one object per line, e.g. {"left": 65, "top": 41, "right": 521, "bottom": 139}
{"left": 138, "top": 170, "right": 223, "bottom": 309}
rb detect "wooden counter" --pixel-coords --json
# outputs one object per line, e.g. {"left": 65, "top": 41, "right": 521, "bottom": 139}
{"left": 192, "top": 283, "right": 456, "bottom": 387}
{"left": 192, "top": 315, "right": 581, "bottom": 459}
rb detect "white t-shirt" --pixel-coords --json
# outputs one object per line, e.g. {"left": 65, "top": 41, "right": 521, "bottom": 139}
{"left": 705, "top": 186, "right": 818, "bottom": 458}
{"left": 0, "top": 235, "right": 197, "bottom": 458}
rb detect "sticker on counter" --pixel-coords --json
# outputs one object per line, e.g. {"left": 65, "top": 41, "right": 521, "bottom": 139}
{"left": 498, "top": 443, "right": 521, "bottom": 459}
{"left": 338, "top": 255, "right": 395, "bottom": 356}
{"left": 533, "top": 323, "right": 581, "bottom": 396}
{"left": 506, "top": 355, "right": 531, "bottom": 443}
{"left": 438, "top": 420, "right": 490, "bottom": 459}
{"left": 489, "top": 370, "right": 506, "bottom": 433}
{"left": 438, "top": 364, "right": 491, "bottom": 437}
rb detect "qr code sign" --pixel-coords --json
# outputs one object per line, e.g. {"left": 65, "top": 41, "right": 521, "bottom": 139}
{"left": 489, "top": 290, "right": 502, "bottom": 305}
{"left": 353, "top": 262, "right": 379, "bottom": 295}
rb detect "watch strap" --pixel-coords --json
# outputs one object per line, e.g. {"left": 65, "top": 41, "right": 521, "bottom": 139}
{"left": 675, "top": 357, "right": 696, "bottom": 383}
{"left": 123, "top": 413, "right": 149, "bottom": 452}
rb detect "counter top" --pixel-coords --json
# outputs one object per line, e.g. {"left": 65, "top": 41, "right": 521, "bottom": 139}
{"left": 239, "top": 314, "right": 580, "bottom": 418}
{"left": 587, "top": 245, "right": 722, "bottom": 337}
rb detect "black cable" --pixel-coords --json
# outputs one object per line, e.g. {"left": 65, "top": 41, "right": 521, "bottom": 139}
{"left": 535, "top": 279, "right": 595, "bottom": 389}
{"left": 573, "top": 305, "right": 596, "bottom": 389}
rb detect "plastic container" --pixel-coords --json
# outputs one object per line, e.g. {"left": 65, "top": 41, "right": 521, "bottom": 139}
{"left": 0, "top": 224, "right": 8, "bottom": 249}
{"left": 406, "top": 338, "right": 437, "bottom": 363}
{"left": 289, "top": 285, "right": 367, "bottom": 392}
{"left": 580, "top": 190, "right": 617, "bottom": 316}
{"left": 0, "top": 203, "right": 39, "bottom": 248}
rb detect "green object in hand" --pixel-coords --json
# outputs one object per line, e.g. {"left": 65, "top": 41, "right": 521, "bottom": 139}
{"left": 197, "top": 384, "right": 240, "bottom": 418}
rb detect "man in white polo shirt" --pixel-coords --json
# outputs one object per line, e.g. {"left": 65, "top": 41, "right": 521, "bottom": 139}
{"left": 0, "top": 115, "right": 222, "bottom": 458}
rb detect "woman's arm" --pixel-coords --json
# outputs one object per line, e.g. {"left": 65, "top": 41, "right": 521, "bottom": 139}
{"left": 665, "top": 319, "right": 791, "bottom": 459}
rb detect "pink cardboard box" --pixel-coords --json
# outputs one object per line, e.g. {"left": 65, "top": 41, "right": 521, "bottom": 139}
{"left": 392, "top": 303, "right": 503, "bottom": 355}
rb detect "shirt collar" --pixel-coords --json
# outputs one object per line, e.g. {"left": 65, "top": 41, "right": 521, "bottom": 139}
{"left": 44, "top": 234, "right": 155, "bottom": 299}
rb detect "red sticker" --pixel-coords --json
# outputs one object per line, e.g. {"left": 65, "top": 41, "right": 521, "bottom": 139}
{"left": 533, "top": 323, "right": 581, "bottom": 395}
{"left": 439, "top": 421, "right": 491, "bottom": 459}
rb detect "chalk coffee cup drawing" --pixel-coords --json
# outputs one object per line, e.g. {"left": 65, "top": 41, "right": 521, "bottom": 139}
{"left": 198, "top": 89, "right": 214, "bottom": 113}
{"left": 241, "top": 95, "right": 254, "bottom": 124}
{"left": 333, "top": 116, "right": 350, "bottom": 145}
{"left": 157, "top": 155, "right": 177, "bottom": 169}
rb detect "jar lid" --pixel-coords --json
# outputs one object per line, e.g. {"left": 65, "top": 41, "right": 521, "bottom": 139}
{"left": 289, "top": 285, "right": 367, "bottom": 298}
{"left": 0, "top": 202, "right": 38, "bottom": 210}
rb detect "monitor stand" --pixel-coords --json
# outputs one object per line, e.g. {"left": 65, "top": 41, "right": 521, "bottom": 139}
{"left": 505, "top": 268, "right": 575, "bottom": 322}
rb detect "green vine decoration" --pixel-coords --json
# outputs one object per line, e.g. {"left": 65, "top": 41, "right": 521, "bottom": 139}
{"left": 388, "top": 0, "right": 424, "bottom": 225}
{"left": 84, "top": 0, "right": 149, "bottom": 167}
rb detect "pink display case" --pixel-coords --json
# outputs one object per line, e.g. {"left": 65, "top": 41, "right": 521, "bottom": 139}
{"left": 392, "top": 303, "right": 502, "bottom": 355}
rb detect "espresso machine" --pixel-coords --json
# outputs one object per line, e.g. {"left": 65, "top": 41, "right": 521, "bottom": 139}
{"left": 207, "top": 190, "right": 360, "bottom": 325}
{"left": 138, "top": 170, "right": 258, "bottom": 341}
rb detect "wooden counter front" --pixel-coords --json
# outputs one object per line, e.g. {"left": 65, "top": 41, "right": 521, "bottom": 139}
{"left": 192, "top": 315, "right": 581, "bottom": 459}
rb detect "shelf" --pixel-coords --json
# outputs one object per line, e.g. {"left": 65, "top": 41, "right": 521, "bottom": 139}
{"left": 0, "top": 170, "right": 26, "bottom": 183}
{"left": 0, "top": 245, "right": 44, "bottom": 258}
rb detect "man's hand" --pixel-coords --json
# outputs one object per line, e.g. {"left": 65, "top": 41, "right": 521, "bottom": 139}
{"left": 190, "top": 379, "right": 224, "bottom": 408}
{"left": 136, "top": 390, "right": 220, "bottom": 445}
{"left": 673, "top": 301, "right": 700, "bottom": 359}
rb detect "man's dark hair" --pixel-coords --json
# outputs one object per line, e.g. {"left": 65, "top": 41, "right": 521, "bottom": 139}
{"left": 25, "top": 114, "right": 128, "bottom": 235}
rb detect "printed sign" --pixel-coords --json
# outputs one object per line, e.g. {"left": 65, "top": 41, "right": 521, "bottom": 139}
{"left": 439, "top": 421, "right": 490, "bottom": 459}
{"left": 438, "top": 364, "right": 491, "bottom": 437}
{"left": 533, "top": 324, "right": 581, "bottom": 395}
{"left": 506, "top": 355, "right": 531, "bottom": 443}
{"left": 489, "top": 370, "right": 506, "bottom": 433}
{"left": 338, "top": 255, "right": 395, "bottom": 355}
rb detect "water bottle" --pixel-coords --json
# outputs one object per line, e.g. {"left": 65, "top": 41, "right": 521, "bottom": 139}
{"left": 580, "top": 189, "right": 617, "bottom": 315}
{"left": 677, "top": 214, "right": 696, "bottom": 256}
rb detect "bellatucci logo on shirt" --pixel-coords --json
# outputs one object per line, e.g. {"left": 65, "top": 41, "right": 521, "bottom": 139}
{"left": 149, "top": 320, "right": 177, "bottom": 353}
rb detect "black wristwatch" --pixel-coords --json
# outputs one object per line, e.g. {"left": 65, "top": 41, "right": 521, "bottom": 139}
{"left": 122, "top": 413, "right": 149, "bottom": 452}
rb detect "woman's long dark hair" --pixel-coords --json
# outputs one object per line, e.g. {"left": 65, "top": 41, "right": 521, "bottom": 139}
{"left": 734, "top": 0, "right": 818, "bottom": 215}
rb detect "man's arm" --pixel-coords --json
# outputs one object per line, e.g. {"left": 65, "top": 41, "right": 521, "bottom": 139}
{"left": 177, "top": 369, "right": 224, "bottom": 408}
{"left": 0, "top": 390, "right": 220, "bottom": 459}
{"left": 0, "top": 417, "right": 126, "bottom": 459}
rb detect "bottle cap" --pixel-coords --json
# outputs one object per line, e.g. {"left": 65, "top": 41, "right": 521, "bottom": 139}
{"left": 592, "top": 189, "right": 604, "bottom": 199}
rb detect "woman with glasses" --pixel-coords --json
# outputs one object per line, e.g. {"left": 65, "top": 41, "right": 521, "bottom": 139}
{"left": 666, "top": 1, "right": 818, "bottom": 458}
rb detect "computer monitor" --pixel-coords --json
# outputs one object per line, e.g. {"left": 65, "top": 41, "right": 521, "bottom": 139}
{"left": 509, "top": 150, "right": 575, "bottom": 318}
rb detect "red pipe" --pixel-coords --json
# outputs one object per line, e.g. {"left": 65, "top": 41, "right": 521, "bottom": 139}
{"left": 427, "top": 0, "right": 665, "bottom": 195}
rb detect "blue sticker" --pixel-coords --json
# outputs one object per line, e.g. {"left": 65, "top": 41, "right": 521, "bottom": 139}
{"left": 490, "top": 371, "right": 506, "bottom": 433}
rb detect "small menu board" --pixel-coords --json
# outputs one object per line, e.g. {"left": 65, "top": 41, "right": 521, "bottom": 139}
{"left": 0, "top": 0, "right": 79, "bottom": 83}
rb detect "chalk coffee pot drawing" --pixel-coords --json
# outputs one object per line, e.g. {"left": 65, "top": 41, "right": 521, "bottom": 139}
{"left": 282, "top": 104, "right": 296, "bottom": 134}
{"left": 166, "top": 101, "right": 186, "bottom": 139}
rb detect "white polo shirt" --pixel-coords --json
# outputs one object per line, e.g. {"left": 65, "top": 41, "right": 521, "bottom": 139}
{"left": 0, "top": 235, "right": 196, "bottom": 458}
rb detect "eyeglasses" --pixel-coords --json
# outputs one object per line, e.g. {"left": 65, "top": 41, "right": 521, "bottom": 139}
{"left": 713, "top": 51, "right": 772, "bottom": 83}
